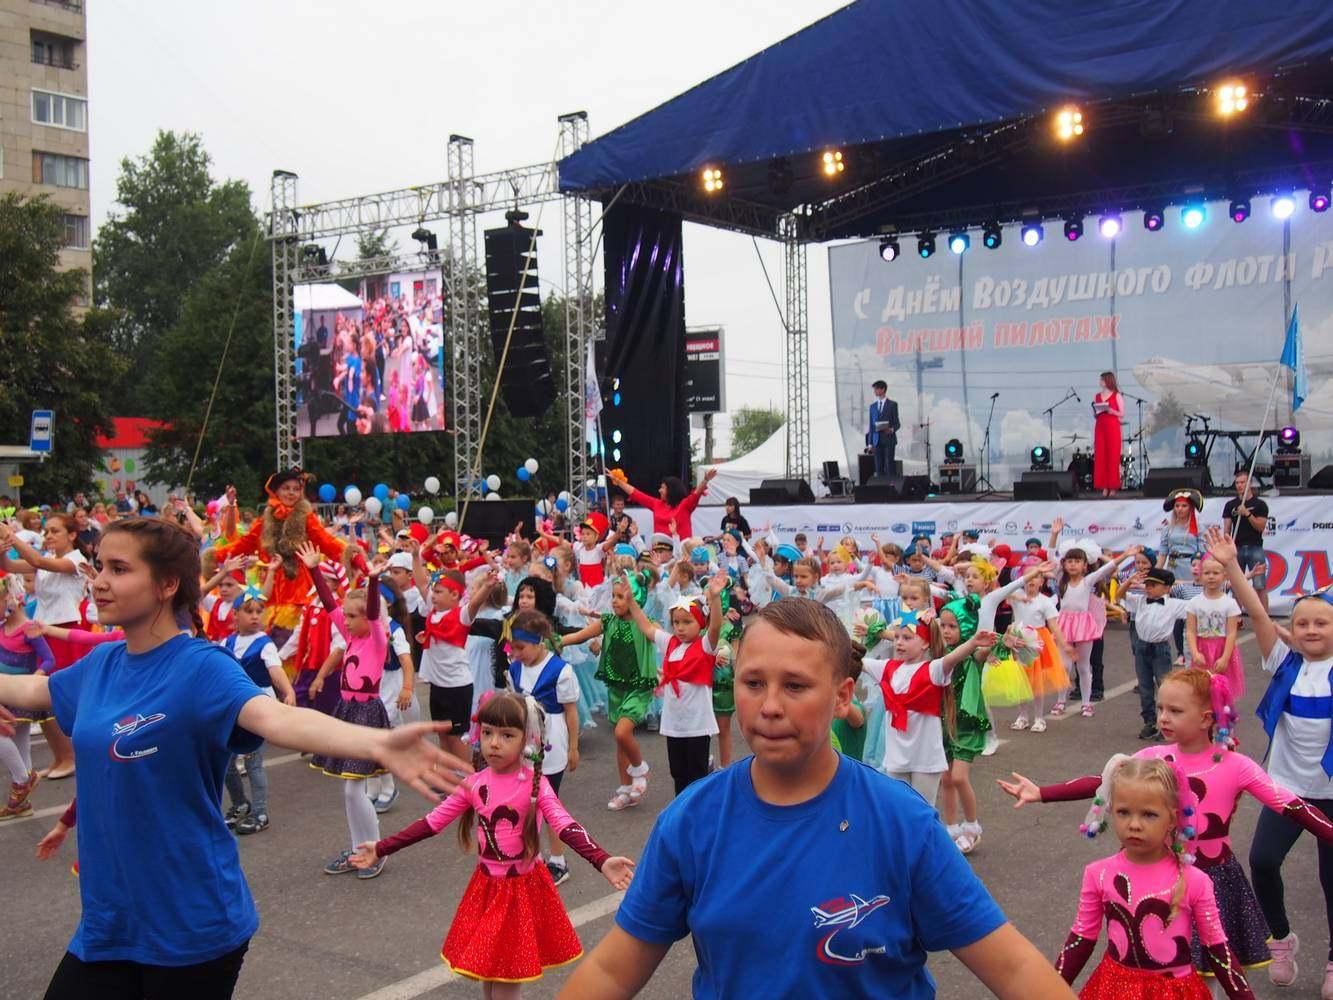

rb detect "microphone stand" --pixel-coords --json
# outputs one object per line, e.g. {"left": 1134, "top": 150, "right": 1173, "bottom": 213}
{"left": 918, "top": 420, "right": 933, "bottom": 489}
{"left": 977, "top": 394, "right": 999, "bottom": 498}
{"left": 1043, "top": 389, "right": 1080, "bottom": 456}
{"left": 1119, "top": 390, "right": 1149, "bottom": 489}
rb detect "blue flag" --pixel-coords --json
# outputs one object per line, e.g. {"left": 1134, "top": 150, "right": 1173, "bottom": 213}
{"left": 1280, "top": 304, "right": 1307, "bottom": 413}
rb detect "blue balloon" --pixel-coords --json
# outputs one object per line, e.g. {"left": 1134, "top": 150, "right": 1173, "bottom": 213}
{"left": 317, "top": 483, "right": 336, "bottom": 503}
{"left": 373, "top": 483, "right": 390, "bottom": 502}
{"left": 517, "top": 467, "right": 531, "bottom": 482}
{"left": 395, "top": 493, "right": 411, "bottom": 510}
{"left": 555, "top": 497, "right": 569, "bottom": 512}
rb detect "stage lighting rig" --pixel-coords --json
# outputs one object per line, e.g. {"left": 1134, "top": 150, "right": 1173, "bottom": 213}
{"left": 982, "top": 223, "right": 1002, "bottom": 249}
{"left": 701, "top": 166, "right": 724, "bottom": 193}
{"left": 1181, "top": 204, "right": 1206, "bottom": 230}
{"left": 1312, "top": 188, "right": 1331, "bottom": 213}
{"left": 1184, "top": 438, "right": 1205, "bottom": 467}
{"left": 1054, "top": 106, "right": 1084, "bottom": 142}
{"left": 1272, "top": 193, "right": 1296, "bottom": 220}
{"left": 821, "top": 150, "right": 845, "bottom": 177}
{"left": 1063, "top": 217, "right": 1083, "bottom": 242}
{"left": 1215, "top": 81, "right": 1249, "bottom": 117}
{"left": 1229, "top": 198, "right": 1251, "bottom": 223}
{"left": 917, "top": 232, "right": 936, "bottom": 258}
{"left": 1143, "top": 207, "right": 1165, "bottom": 231}
{"left": 1029, "top": 445, "right": 1052, "bottom": 471}
{"left": 879, "top": 237, "right": 900, "bottom": 263}
{"left": 949, "top": 232, "right": 970, "bottom": 255}
{"left": 302, "top": 244, "right": 328, "bottom": 267}
{"left": 411, "top": 226, "right": 440, "bottom": 264}
{"left": 1098, "top": 214, "right": 1122, "bottom": 239}
{"left": 1021, "top": 222, "right": 1044, "bottom": 247}
{"left": 943, "top": 438, "right": 964, "bottom": 463}
{"left": 1277, "top": 426, "right": 1301, "bottom": 454}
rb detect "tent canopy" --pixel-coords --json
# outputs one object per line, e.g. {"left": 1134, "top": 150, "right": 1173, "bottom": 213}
{"left": 294, "top": 283, "right": 362, "bottom": 313}
{"left": 559, "top": 0, "right": 1333, "bottom": 239}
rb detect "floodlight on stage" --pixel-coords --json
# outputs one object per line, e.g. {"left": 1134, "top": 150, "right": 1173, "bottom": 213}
{"left": 982, "top": 222, "right": 1002, "bottom": 249}
{"left": 1311, "top": 189, "right": 1331, "bottom": 213}
{"left": 1184, "top": 438, "right": 1205, "bottom": 466}
{"left": 612, "top": 429, "right": 622, "bottom": 443}
{"left": 949, "top": 232, "right": 970, "bottom": 255}
{"left": 1215, "top": 81, "right": 1249, "bottom": 117}
{"left": 1098, "top": 214, "right": 1122, "bottom": 239}
{"left": 1143, "top": 207, "right": 1165, "bottom": 231}
{"left": 701, "top": 167, "right": 724, "bottom": 193}
{"left": 1181, "top": 204, "right": 1206, "bottom": 230}
{"left": 1278, "top": 426, "right": 1301, "bottom": 453}
{"left": 917, "top": 232, "right": 936, "bottom": 258}
{"left": 1054, "top": 106, "right": 1084, "bottom": 142}
{"left": 943, "top": 438, "right": 964, "bottom": 463}
{"left": 1063, "top": 217, "right": 1083, "bottom": 242}
{"left": 879, "top": 237, "right": 900, "bottom": 262}
{"left": 1030, "top": 445, "right": 1052, "bottom": 471}
{"left": 1020, "top": 222, "right": 1044, "bottom": 247}
{"left": 1271, "top": 193, "right": 1296, "bottom": 220}
{"left": 1229, "top": 198, "right": 1251, "bottom": 223}
{"left": 821, "top": 150, "right": 845, "bottom": 177}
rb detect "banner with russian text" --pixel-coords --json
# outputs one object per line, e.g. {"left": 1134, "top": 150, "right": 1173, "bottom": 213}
{"left": 828, "top": 198, "right": 1333, "bottom": 488}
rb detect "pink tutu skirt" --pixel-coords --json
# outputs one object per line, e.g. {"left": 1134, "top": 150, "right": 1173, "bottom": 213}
{"left": 1196, "top": 636, "right": 1245, "bottom": 702}
{"left": 1058, "top": 609, "right": 1103, "bottom": 644}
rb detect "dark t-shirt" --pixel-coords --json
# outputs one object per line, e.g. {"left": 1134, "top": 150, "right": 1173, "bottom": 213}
{"left": 1223, "top": 495, "right": 1269, "bottom": 548}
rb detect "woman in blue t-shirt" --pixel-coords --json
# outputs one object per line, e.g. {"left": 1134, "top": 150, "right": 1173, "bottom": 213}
{"left": 0, "top": 517, "right": 467, "bottom": 999}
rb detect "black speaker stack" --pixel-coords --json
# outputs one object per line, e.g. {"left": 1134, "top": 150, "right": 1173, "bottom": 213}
{"left": 483, "top": 224, "right": 555, "bottom": 418}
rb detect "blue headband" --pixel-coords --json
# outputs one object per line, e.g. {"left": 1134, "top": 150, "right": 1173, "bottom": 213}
{"left": 511, "top": 627, "right": 542, "bottom": 644}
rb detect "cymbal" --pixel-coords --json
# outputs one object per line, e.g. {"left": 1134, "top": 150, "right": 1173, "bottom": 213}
{"left": 1062, "top": 433, "right": 1084, "bottom": 443}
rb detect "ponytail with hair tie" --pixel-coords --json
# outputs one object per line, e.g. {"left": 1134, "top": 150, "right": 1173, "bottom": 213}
{"left": 1080, "top": 753, "right": 1133, "bottom": 839}
{"left": 1208, "top": 673, "right": 1239, "bottom": 759}
{"left": 1167, "top": 757, "right": 1201, "bottom": 866}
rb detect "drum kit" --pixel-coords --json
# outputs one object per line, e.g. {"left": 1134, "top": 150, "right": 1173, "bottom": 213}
{"left": 1058, "top": 430, "right": 1145, "bottom": 491}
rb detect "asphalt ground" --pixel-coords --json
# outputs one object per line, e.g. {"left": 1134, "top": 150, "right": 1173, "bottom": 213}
{"left": 5, "top": 624, "right": 1328, "bottom": 998}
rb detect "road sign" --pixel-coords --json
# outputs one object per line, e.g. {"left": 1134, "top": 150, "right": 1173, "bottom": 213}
{"left": 7, "top": 475, "right": 23, "bottom": 488}
{"left": 29, "top": 410, "right": 54, "bottom": 454}
{"left": 684, "top": 328, "right": 725, "bottom": 414}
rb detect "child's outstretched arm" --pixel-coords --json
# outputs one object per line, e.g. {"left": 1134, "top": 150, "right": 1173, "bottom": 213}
{"left": 297, "top": 542, "right": 337, "bottom": 612}
{"left": 561, "top": 617, "right": 606, "bottom": 648}
{"left": 1053, "top": 866, "right": 1102, "bottom": 984}
{"left": 537, "top": 777, "right": 635, "bottom": 889}
{"left": 938, "top": 630, "right": 997, "bottom": 675}
{"left": 996, "top": 770, "right": 1100, "bottom": 807}
{"left": 1205, "top": 525, "right": 1278, "bottom": 659}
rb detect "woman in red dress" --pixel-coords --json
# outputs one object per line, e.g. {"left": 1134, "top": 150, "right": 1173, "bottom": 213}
{"left": 1092, "top": 371, "right": 1124, "bottom": 496}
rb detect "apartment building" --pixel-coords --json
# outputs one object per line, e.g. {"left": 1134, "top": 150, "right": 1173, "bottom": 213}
{"left": 0, "top": 0, "right": 89, "bottom": 279}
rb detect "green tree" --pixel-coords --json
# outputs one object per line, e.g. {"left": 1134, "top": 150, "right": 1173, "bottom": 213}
{"left": 140, "top": 224, "right": 273, "bottom": 500}
{"left": 728, "top": 405, "right": 785, "bottom": 458}
{"left": 94, "top": 130, "right": 255, "bottom": 411}
{"left": 0, "top": 193, "right": 126, "bottom": 498}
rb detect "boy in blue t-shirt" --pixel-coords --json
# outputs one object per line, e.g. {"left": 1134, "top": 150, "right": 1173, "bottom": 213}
{"left": 560, "top": 598, "right": 1075, "bottom": 1000}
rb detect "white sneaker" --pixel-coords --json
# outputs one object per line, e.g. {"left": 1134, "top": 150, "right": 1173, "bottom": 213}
{"left": 1031, "top": 718, "right": 1048, "bottom": 733}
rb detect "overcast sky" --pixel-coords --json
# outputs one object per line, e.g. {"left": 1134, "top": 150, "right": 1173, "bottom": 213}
{"left": 86, "top": 0, "right": 851, "bottom": 457}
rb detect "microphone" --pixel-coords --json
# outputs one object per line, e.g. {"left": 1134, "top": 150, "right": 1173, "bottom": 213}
{"left": 989, "top": 392, "right": 999, "bottom": 400}
{"left": 1071, "top": 387, "right": 1082, "bottom": 402}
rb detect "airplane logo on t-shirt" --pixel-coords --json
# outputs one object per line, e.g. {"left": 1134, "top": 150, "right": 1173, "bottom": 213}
{"left": 810, "top": 893, "right": 891, "bottom": 965}
{"left": 109, "top": 713, "right": 167, "bottom": 761}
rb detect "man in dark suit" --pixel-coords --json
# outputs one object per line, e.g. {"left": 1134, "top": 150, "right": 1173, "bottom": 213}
{"left": 866, "top": 380, "right": 900, "bottom": 477}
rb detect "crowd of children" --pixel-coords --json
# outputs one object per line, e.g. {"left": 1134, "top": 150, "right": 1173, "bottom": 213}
{"left": 9, "top": 472, "right": 1333, "bottom": 999}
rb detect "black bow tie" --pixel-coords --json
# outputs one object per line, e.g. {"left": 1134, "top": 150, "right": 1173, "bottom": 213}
{"left": 1146, "top": 597, "right": 1165, "bottom": 605}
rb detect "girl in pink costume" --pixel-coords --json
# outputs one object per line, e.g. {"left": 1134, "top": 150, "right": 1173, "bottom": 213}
{"left": 0, "top": 574, "right": 53, "bottom": 818}
{"left": 1185, "top": 555, "right": 1244, "bottom": 700}
{"left": 1053, "top": 755, "right": 1254, "bottom": 998}
{"left": 1001, "top": 667, "right": 1333, "bottom": 976}
{"left": 351, "top": 692, "right": 634, "bottom": 994}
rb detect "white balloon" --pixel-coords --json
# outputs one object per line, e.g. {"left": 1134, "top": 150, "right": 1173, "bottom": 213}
{"left": 424, "top": 476, "right": 441, "bottom": 495}
{"left": 364, "top": 496, "right": 382, "bottom": 517}
{"left": 558, "top": 490, "right": 571, "bottom": 503}
{"left": 535, "top": 499, "right": 551, "bottom": 515}
{"left": 524, "top": 458, "right": 539, "bottom": 475}
{"left": 418, "top": 506, "right": 434, "bottom": 525}
{"left": 485, "top": 492, "right": 501, "bottom": 501}
{"left": 596, "top": 474, "right": 606, "bottom": 487}
{"left": 486, "top": 474, "right": 501, "bottom": 492}
{"left": 344, "top": 486, "right": 362, "bottom": 506}
{"left": 444, "top": 511, "right": 459, "bottom": 528}
{"left": 584, "top": 479, "right": 595, "bottom": 489}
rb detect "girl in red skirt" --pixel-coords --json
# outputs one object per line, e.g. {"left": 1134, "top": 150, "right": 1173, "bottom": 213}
{"left": 1054, "top": 755, "right": 1254, "bottom": 999}
{"left": 350, "top": 691, "right": 634, "bottom": 994}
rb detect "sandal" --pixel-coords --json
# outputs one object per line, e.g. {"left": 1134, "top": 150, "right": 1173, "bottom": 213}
{"left": 1031, "top": 718, "right": 1048, "bottom": 733}
{"left": 1050, "top": 701, "right": 1067, "bottom": 717}
{"left": 1080, "top": 704, "right": 1095, "bottom": 718}
{"left": 607, "top": 787, "right": 637, "bottom": 811}
{"left": 1009, "top": 718, "right": 1031, "bottom": 731}
{"left": 954, "top": 831, "right": 977, "bottom": 855}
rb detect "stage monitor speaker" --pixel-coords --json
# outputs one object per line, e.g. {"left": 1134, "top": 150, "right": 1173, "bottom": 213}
{"left": 460, "top": 500, "right": 535, "bottom": 551}
{"left": 750, "top": 478, "right": 814, "bottom": 504}
{"left": 857, "top": 455, "right": 902, "bottom": 485}
{"left": 1274, "top": 453, "right": 1312, "bottom": 489}
{"left": 938, "top": 464, "right": 977, "bottom": 495}
{"left": 855, "top": 474, "right": 930, "bottom": 503}
{"left": 484, "top": 224, "right": 555, "bottom": 418}
{"left": 1015, "top": 470, "right": 1078, "bottom": 500}
{"left": 1141, "top": 466, "right": 1211, "bottom": 497}
{"left": 1309, "top": 464, "right": 1333, "bottom": 490}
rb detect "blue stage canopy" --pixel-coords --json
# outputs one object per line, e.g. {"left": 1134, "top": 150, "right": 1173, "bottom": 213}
{"left": 559, "top": 0, "right": 1333, "bottom": 194}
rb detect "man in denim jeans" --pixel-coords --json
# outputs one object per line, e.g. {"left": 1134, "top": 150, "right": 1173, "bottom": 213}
{"left": 1222, "top": 470, "right": 1270, "bottom": 612}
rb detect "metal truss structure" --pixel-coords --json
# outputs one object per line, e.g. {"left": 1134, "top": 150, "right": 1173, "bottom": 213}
{"left": 779, "top": 213, "right": 809, "bottom": 483}
{"left": 558, "top": 112, "right": 597, "bottom": 513}
{"left": 267, "top": 122, "right": 598, "bottom": 505}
